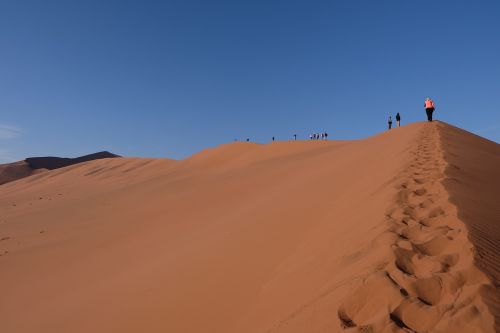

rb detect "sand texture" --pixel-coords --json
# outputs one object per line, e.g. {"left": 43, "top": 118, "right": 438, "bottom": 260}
{"left": 0, "top": 122, "right": 498, "bottom": 332}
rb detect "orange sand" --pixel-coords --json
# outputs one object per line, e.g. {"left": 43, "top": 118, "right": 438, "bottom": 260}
{"left": 0, "top": 122, "right": 498, "bottom": 332}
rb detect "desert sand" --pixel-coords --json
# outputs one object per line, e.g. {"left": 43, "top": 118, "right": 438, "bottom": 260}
{"left": 0, "top": 151, "right": 119, "bottom": 186}
{"left": 0, "top": 161, "right": 43, "bottom": 186}
{"left": 0, "top": 121, "right": 498, "bottom": 332}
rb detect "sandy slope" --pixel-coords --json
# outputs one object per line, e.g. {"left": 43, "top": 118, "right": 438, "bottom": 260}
{"left": 439, "top": 123, "right": 500, "bottom": 332}
{"left": 0, "top": 161, "right": 47, "bottom": 185}
{"left": 0, "top": 151, "right": 119, "bottom": 186}
{"left": 0, "top": 122, "right": 498, "bottom": 333}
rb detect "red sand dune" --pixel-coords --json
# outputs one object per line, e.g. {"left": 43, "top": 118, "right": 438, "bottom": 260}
{"left": 0, "top": 151, "right": 119, "bottom": 185}
{"left": 0, "top": 161, "right": 44, "bottom": 186}
{"left": 0, "top": 122, "right": 498, "bottom": 332}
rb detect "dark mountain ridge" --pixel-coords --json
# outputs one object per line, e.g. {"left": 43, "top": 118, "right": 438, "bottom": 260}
{"left": 0, "top": 151, "right": 120, "bottom": 185}
{"left": 25, "top": 151, "right": 119, "bottom": 170}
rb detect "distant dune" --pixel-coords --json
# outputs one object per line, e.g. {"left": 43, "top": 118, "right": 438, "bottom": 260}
{"left": 0, "top": 151, "right": 119, "bottom": 185}
{"left": 0, "top": 161, "right": 40, "bottom": 186}
{"left": 0, "top": 122, "right": 498, "bottom": 333}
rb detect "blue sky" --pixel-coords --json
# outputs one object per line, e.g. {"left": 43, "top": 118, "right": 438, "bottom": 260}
{"left": 1, "top": 0, "right": 499, "bottom": 162}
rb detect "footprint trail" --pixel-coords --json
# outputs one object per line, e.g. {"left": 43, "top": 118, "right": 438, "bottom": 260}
{"left": 338, "top": 123, "right": 495, "bottom": 333}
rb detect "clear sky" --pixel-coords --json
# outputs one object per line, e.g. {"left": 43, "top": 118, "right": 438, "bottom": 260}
{"left": 1, "top": 0, "right": 499, "bottom": 162}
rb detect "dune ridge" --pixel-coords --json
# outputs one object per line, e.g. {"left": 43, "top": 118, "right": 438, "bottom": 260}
{"left": 0, "top": 151, "right": 120, "bottom": 186}
{"left": 0, "top": 161, "right": 41, "bottom": 186}
{"left": 337, "top": 123, "right": 496, "bottom": 332}
{"left": 25, "top": 151, "right": 120, "bottom": 170}
{"left": 0, "top": 122, "right": 498, "bottom": 333}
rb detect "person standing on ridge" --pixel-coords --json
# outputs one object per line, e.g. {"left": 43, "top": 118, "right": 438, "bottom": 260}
{"left": 388, "top": 116, "right": 393, "bottom": 130}
{"left": 396, "top": 112, "right": 401, "bottom": 127}
{"left": 425, "top": 97, "right": 435, "bottom": 122}
{"left": 293, "top": 134, "right": 297, "bottom": 140}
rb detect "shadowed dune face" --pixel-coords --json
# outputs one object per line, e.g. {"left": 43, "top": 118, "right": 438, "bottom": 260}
{"left": 0, "top": 151, "right": 120, "bottom": 186}
{"left": 438, "top": 122, "right": 500, "bottom": 332}
{"left": 0, "top": 161, "right": 43, "bottom": 185}
{"left": 25, "top": 151, "right": 120, "bottom": 170}
{"left": 0, "top": 122, "right": 498, "bottom": 333}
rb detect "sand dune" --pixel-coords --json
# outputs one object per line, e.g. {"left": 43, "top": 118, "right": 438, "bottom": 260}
{"left": 0, "top": 161, "right": 44, "bottom": 186}
{"left": 0, "top": 122, "right": 498, "bottom": 332}
{"left": 0, "top": 151, "right": 119, "bottom": 185}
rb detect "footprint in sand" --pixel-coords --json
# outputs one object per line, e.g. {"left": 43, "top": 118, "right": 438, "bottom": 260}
{"left": 337, "top": 124, "right": 492, "bottom": 332}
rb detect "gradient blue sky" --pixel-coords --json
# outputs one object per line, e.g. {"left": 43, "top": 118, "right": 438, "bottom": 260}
{"left": 1, "top": 0, "right": 499, "bottom": 162}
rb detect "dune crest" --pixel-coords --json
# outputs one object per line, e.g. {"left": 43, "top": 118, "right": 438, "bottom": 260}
{"left": 0, "top": 151, "right": 120, "bottom": 185}
{"left": 338, "top": 123, "right": 496, "bottom": 333}
{"left": 0, "top": 122, "right": 498, "bottom": 333}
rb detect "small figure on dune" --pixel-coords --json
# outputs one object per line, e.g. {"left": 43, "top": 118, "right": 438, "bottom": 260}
{"left": 272, "top": 136, "right": 275, "bottom": 142}
{"left": 324, "top": 132, "right": 328, "bottom": 140}
{"left": 246, "top": 138, "right": 250, "bottom": 142}
{"left": 396, "top": 112, "right": 401, "bottom": 127}
{"left": 425, "top": 97, "right": 435, "bottom": 122}
{"left": 309, "top": 134, "right": 313, "bottom": 140}
{"left": 388, "top": 116, "right": 393, "bottom": 130}
{"left": 293, "top": 134, "right": 297, "bottom": 141}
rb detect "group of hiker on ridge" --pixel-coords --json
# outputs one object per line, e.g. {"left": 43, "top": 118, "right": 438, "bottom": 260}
{"left": 242, "top": 97, "right": 437, "bottom": 141}
{"left": 309, "top": 132, "right": 328, "bottom": 140}
{"left": 387, "top": 113, "right": 401, "bottom": 130}
{"left": 388, "top": 97, "right": 436, "bottom": 130}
